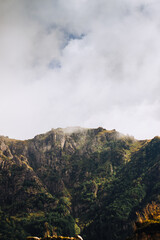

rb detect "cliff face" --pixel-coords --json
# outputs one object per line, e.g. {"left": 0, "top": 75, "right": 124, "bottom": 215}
{"left": 0, "top": 127, "right": 160, "bottom": 240}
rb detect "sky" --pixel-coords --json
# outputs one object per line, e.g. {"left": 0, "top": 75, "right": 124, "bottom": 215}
{"left": 0, "top": 0, "right": 160, "bottom": 140}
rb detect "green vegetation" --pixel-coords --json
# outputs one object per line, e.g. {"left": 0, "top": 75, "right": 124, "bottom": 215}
{"left": 0, "top": 129, "right": 160, "bottom": 240}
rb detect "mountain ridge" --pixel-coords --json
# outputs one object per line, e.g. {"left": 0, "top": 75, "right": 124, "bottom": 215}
{"left": 0, "top": 127, "right": 160, "bottom": 240}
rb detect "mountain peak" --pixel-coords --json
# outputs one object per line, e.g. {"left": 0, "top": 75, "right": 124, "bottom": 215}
{"left": 53, "top": 126, "right": 88, "bottom": 134}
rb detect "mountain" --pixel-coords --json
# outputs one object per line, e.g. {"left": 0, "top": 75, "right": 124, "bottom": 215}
{"left": 0, "top": 127, "right": 160, "bottom": 240}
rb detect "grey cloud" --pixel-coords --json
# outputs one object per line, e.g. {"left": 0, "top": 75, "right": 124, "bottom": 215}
{"left": 0, "top": 0, "right": 160, "bottom": 139}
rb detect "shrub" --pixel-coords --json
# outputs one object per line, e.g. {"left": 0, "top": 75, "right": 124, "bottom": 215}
{"left": 136, "top": 202, "right": 160, "bottom": 223}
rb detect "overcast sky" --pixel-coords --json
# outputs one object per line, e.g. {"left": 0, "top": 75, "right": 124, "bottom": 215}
{"left": 0, "top": 0, "right": 160, "bottom": 140}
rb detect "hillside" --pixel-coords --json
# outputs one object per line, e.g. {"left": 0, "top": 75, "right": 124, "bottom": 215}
{"left": 0, "top": 127, "right": 160, "bottom": 240}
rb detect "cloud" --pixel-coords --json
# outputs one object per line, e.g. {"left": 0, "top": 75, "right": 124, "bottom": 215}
{"left": 0, "top": 0, "right": 160, "bottom": 139}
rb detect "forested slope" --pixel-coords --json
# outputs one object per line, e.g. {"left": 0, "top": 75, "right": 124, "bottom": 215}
{"left": 0, "top": 127, "right": 160, "bottom": 240}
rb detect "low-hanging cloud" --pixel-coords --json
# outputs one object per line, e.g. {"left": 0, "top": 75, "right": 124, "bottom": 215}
{"left": 0, "top": 0, "right": 160, "bottom": 140}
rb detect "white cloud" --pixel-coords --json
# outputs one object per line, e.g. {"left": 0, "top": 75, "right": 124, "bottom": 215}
{"left": 0, "top": 0, "right": 160, "bottom": 139}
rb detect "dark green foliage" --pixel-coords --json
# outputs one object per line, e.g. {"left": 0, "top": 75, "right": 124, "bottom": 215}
{"left": 0, "top": 129, "right": 160, "bottom": 240}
